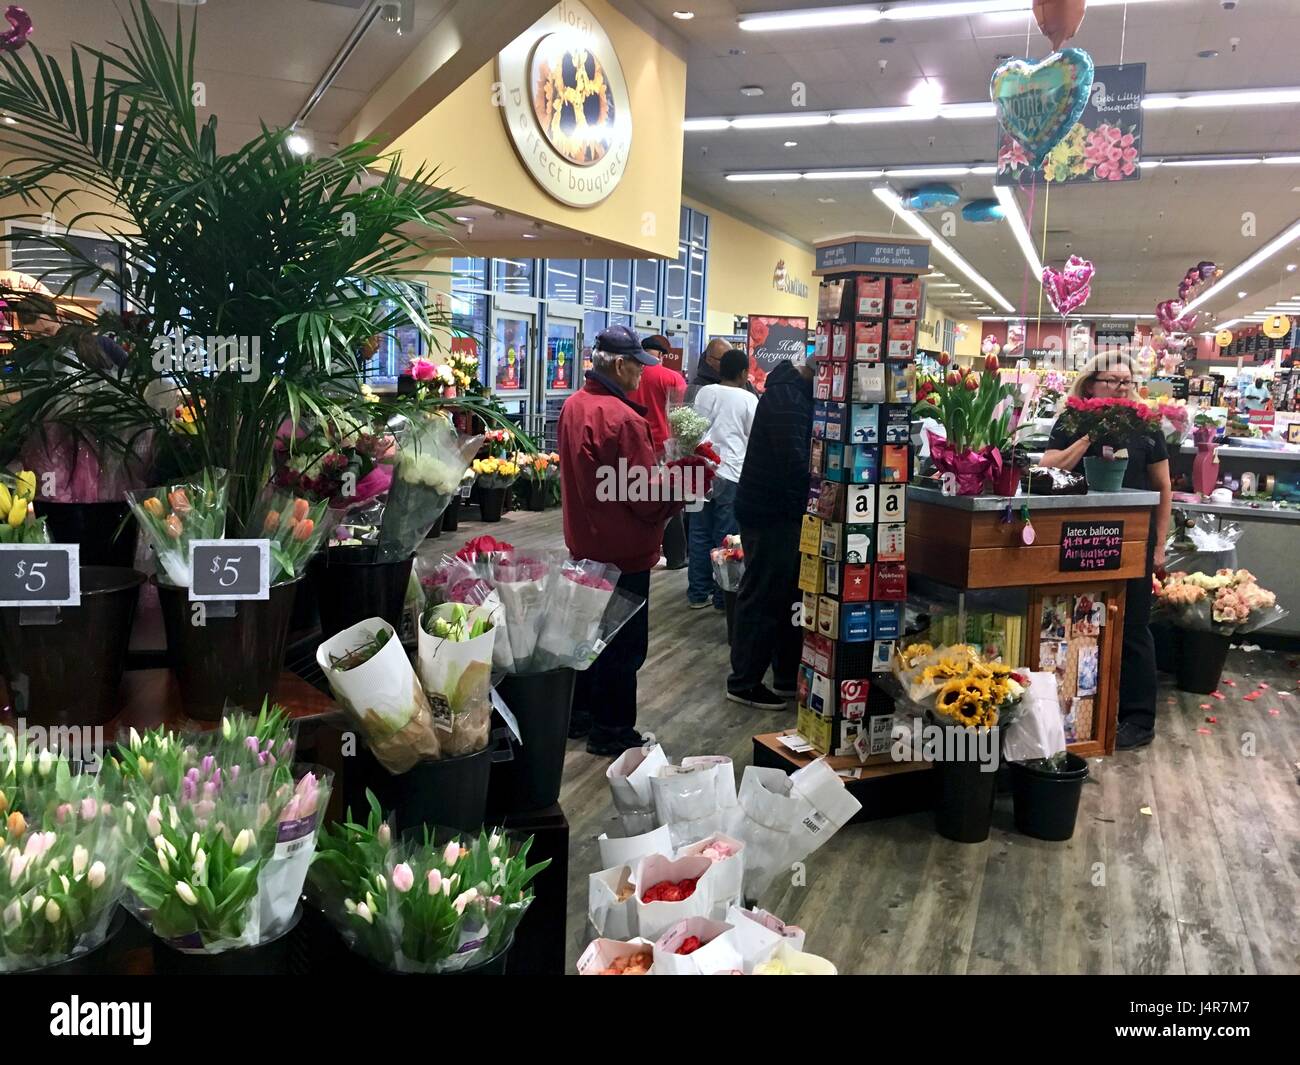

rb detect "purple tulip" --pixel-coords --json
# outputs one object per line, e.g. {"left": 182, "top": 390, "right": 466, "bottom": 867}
{"left": 181, "top": 777, "right": 197, "bottom": 803}
{"left": 202, "top": 781, "right": 217, "bottom": 800}
{"left": 186, "top": 767, "right": 200, "bottom": 783}
{"left": 257, "top": 750, "right": 269, "bottom": 766}
{"left": 229, "top": 765, "right": 240, "bottom": 782}
{"left": 245, "top": 736, "right": 259, "bottom": 754}
{"left": 200, "top": 754, "right": 214, "bottom": 777}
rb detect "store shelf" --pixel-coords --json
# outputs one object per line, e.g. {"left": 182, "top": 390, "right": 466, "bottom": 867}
{"left": 1173, "top": 499, "right": 1300, "bottom": 523}
{"left": 908, "top": 485, "right": 1160, "bottom": 511}
{"left": 1178, "top": 442, "right": 1300, "bottom": 461}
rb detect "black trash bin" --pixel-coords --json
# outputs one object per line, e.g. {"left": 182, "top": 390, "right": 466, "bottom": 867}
{"left": 1010, "top": 753, "right": 1090, "bottom": 841}
{"left": 933, "top": 751, "right": 998, "bottom": 843}
{"left": 1175, "top": 628, "right": 1231, "bottom": 694}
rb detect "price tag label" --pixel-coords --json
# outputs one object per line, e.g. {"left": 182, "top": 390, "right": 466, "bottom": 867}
{"left": 0, "top": 544, "right": 80, "bottom": 607}
{"left": 189, "top": 540, "right": 270, "bottom": 601}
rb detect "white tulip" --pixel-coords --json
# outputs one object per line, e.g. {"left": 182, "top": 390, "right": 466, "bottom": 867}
{"left": 44, "top": 898, "right": 60, "bottom": 924}
{"left": 87, "top": 861, "right": 106, "bottom": 889}
{"left": 37, "top": 749, "right": 52, "bottom": 777}
{"left": 231, "top": 828, "right": 254, "bottom": 857}
{"left": 72, "top": 844, "right": 89, "bottom": 878}
{"left": 175, "top": 881, "right": 198, "bottom": 906}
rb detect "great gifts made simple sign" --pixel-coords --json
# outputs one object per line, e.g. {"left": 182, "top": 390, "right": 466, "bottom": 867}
{"left": 1059, "top": 521, "right": 1124, "bottom": 572}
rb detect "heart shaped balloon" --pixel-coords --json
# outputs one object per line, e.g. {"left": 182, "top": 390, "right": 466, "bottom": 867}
{"left": 1034, "top": 0, "right": 1087, "bottom": 51}
{"left": 1156, "top": 299, "right": 1197, "bottom": 334}
{"left": 0, "top": 6, "right": 32, "bottom": 53}
{"left": 990, "top": 48, "right": 1095, "bottom": 168}
{"left": 1042, "top": 254, "right": 1095, "bottom": 316}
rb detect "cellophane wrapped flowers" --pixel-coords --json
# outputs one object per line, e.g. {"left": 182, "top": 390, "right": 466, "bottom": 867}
{"left": 890, "top": 642, "right": 1026, "bottom": 729}
{"left": 0, "top": 732, "right": 140, "bottom": 972}
{"left": 1155, "top": 568, "right": 1286, "bottom": 635}
{"left": 665, "top": 404, "right": 709, "bottom": 461}
{"left": 307, "top": 791, "right": 550, "bottom": 973}
{"left": 127, "top": 468, "right": 229, "bottom": 586}
{"left": 710, "top": 534, "right": 744, "bottom": 592}
{"left": 243, "top": 485, "right": 337, "bottom": 584}
{"left": 0, "top": 470, "right": 48, "bottom": 544}
{"left": 377, "top": 417, "right": 482, "bottom": 562}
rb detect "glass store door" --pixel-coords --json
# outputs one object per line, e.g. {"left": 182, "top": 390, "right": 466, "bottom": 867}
{"left": 540, "top": 314, "right": 582, "bottom": 450}
{"left": 489, "top": 306, "right": 534, "bottom": 436}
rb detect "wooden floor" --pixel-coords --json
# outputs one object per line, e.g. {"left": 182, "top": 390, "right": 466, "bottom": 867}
{"left": 449, "top": 505, "right": 1300, "bottom": 975}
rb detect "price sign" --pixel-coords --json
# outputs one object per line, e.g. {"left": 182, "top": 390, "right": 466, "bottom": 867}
{"left": 1059, "top": 521, "right": 1124, "bottom": 572}
{"left": 189, "top": 539, "right": 270, "bottom": 601}
{"left": 0, "top": 544, "right": 80, "bottom": 607}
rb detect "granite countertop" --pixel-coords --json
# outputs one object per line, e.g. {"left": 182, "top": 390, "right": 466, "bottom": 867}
{"left": 907, "top": 485, "right": 1160, "bottom": 511}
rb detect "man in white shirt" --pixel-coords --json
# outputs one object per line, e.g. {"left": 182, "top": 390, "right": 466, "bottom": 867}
{"left": 688, "top": 348, "right": 758, "bottom": 609}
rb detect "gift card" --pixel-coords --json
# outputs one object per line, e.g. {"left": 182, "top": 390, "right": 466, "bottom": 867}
{"left": 882, "top": 444, "right": 909, "bottom": 483}
{"left": 809, "top": 438, "right": 825, "bottom": 478}
{"left": 819, "top": 521, "right": 842, "bottom": 562}
{"left": 800, "top": 514, "right": 823, "bottom": 555}
{"left": 802, "top": 632, "right": 833, "bottom": 675}
{"left": 797, "top": 664, "right": 814, "bottom": 706}
{"left": 837, "top": 720, "right": 861, "bottom": 758}
{"left": 841, "top": 563, "right": 873, "bottom": 602}
{"left": 806, "top": 479, "right": 821, "bottom": 516}
{"left": 802, "top": 591, "right": 819, "bottom": 631}
{"left": 872, "top": 640, "right": 895, "bottom": 672}
{"left": 797, "top": 706, "right": 832, "bottom": 755}
{"left": 873, "top": 602, "right": 902, "bottom": 639}
{"left": 816, "top": 480, "right": 845, "bottom": 521}
{"left": 816, "top": 597, "right": 839, "bottom": 640}
{"left": 873, "top": 562, "right": 907, "bottom": 600}
{"left": 840, "top": 678, "right": 869, "bottom": 720}
{"left": 853, "top": 362, "right": 886, "bottom": 403}
{"left": 883, "top": 405, "right": 911, "bottom": 444}
{"left": 823, "top": 560, "right": 841, "bottom": 596}
{"left": 831, "top": 360, "right": 848, "bottom": 402}
{"left": 841, "top": 602, "right": 874, "bottom": 643}
{"left": 814, "top": 361, "right": 834, "bottom": 401}
{"left": 814, "top": 323, "right": 830, "bottom": 360}
{"left": 886, "top": 363, "right": 914, "bottom": 403}
{"left": 819, "top": 279, "right": 848, "bottom": 321}
{"left": 887, "top": 318, "right": 916, "bottom": 359}
{"left": 876, "top": 522, "right": 905, "bottom": 562}
{"left": 854, "top": 320, "right": 882, "bottom": 361}
{"left": 798, "top": 553, "right": 825, "bottom": 594}
{"left": 889, "top": 276, "right": 920, "bottom": 318}
{"left": 850, "top": 445, "right": 879, "bottom": 484}
{"left": 856, "top": 276, "right": 886, "bottom": 317}
{"left": 849, "top": 404, "right": 880, "bottom": 445}
{"left": 844, "top": 524, "right": 874, "bottom": 564}
{"left": 879, "top": 483, "right": 906, "bottom": 521}
{"left": 831, "top": 322, "right": 850, "bottom": 360}
{"left": 846, "top": 484, "right": 876, "bottom": 523}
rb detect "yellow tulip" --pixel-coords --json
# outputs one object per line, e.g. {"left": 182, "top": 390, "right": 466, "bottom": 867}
{"left": 7, "top": 497, "right": 27, "bottom": 529}
{"left": 0, "top": 483, "right": 9, "bottom": 512}
{"left": 16, "top": 471, "right": 36, "bottom": 502}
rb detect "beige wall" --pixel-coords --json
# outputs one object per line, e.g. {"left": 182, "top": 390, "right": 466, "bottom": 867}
{"left": 919, "top": 300, "right": 980, "bottom": 363}
{"left": 387, "top": 0, "right": 686, "bottom": 261}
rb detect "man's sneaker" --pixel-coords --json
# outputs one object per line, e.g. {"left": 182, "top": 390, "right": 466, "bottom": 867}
{"left": 726, "top": 684, "right": 789, "bottom": 710}
{"left": 770, "top": 681, "right": 798, "bottom": 699}
{"left": 1115, "top": 719, "right": 1155, "bottom": 750}
{"left": 688, "top": 599, "right": 711, "bottom": 610}
{"left": 586, "top": 728, "right": 645, "bottom": 757}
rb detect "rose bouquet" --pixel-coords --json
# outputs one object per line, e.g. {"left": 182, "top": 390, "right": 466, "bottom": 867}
{"left": 1152, "top": 399, "right": 1190, "bottom": 447}
{"left": 0, "top": 733, "right": 140, "bottom": 972}
{"left": 532, "top": 559, "right": 621, "bottom": 671}
{"left": 491, "top": 550, "right": 563, "bottom": 671}
{"left": 710, "top": 534, "right": 745, "bottom": 593}
{"left": 1155, "top": 569, "right": 1287, "bottom": 635}
{"left": 0, "top": 470, "right": 48, "bottom": 544}
{"left": 471, "top": 455, "right": 520, "bottom": 489}
{"left": 482, "top": 427, "right": 515, "bottom": 457}
{"left": 417, "top": 603, "right": 497, "bottom": 757}
{"left": 273, "top": 418, "right": 392, "bottom": 510}
{"left": 307, "top": 791, "right": 550, "bottom": 973}
{"left": 1052, "top": 396, "right": 1160, "bottom": 452}
{"left": 370, "top": 417, "right": 482, "bottom": 563}
{"left": 243, "top": 486, "right": 337, "bottom": 584}
{"left": 126, "top": 468, "right": 229, "bottom": 586}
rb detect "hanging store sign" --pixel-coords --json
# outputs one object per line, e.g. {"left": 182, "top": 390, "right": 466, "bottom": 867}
{"left": 496, "top": 0, "right": 632, "bottom": 208}
{"left": 814, "top": 239, "right": 929, "bottom": 274}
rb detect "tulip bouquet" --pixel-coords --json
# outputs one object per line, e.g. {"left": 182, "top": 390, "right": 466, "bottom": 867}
{"left": 417, "top": 603, "right": 497, "bottom": 757}
{"left": 307, "top": 791, "right": 550, "bottom": 974}
{"left": 376, "top": 417, "right": 483, "bottom": 563}
{"left": 0, "top": 470, "right": 48, "bottom": 544}
{"left": 0, "top": 733, "right": 140, "bottom": 971}
{"left": 243, "top": 486, "right": 336, "bottom": 584}
{"left": 471, "top": 455, "right": 520, "bottom": 489}
{"left": 1155, "top": 569, "right": 1287, "bottom": 635}
{"left": 126, "top": 468, "right": 230, "bottom": 586}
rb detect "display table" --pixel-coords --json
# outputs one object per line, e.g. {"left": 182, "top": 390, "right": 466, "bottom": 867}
{"left": 907, "top": 485, "right": 1160, "bottom": 757}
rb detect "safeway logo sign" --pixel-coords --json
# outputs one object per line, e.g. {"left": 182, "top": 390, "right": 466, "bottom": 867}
{"left": 773, "top": 259, "right": 809, "bottom": 299}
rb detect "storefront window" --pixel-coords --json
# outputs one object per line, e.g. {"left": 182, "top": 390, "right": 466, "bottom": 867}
{"left": 545, "top": 259, "right": 581, "bottom": 303}
{"left": 494, "top": 257, "right": 533, "bottom": 296}
{"left": 583, "top": 309, "right": 606, "bottom": 373}
{"left": 582, "top": 260, "right": 607, "bottom": 308}
{"left": 8, "top": 225, "right": 127, "bottom": 314}
{"left": 665, "top": 242, "right": 688, "bottom": 320}
{"left": 452, "top": 256, "right": 487, "bottom": 292}
{"left": 688, "top": 247, "right": 705, "bottom": 323}
{"left": 609, "top": 260, "right": 631, "bottom": 313}
{"left": 634, "top": 260, "right": 660, "bottom": 315}
{"left": 690, "top": 210, "right": 709, "bottom": 249}
{"left": 451, "top": 290, "right": 489, "bottom": 384}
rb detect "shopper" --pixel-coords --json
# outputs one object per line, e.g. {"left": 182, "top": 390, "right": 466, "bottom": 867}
{"left": 1041, "top": 351, "right": 1172, "bottom": 750}
{"left": 628, "top": 334, "right": 688, "bottom": 569}
{"left": 726, "top": 356, "right": 814, "bottom": 709}
{"left": 688, "top": 348, "right": 756, "bottom": 609}
{"left": 685, "top": 337, "right": 729, "bottom": 403}
{"left": 557, "top": 325, "right": 705, "bottom": 756}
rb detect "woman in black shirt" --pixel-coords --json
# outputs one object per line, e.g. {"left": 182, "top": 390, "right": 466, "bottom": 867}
{"left": 1042, "top": 353, "right": 1173, "bottom": 750}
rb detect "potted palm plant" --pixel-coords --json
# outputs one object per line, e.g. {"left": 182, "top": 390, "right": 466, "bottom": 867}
{"left": 0, "top": 2, "right": 522, "bottom": 715}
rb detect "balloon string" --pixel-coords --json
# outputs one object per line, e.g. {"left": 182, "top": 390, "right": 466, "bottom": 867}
{"left": 1119, "top": 3, "right": 1129, "bottom": 68}
{"left": 1024, "top": 13, "right": 1032, "bottom": 59}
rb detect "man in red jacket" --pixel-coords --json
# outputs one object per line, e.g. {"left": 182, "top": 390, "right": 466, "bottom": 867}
{"left": 559, "top": 325, "right": 705, "bottom": 756}
{"left": 628, "top": 334, "right": 688, "bottom": 569}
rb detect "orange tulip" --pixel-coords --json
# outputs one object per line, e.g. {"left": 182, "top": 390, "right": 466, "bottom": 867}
{"left": 292, "top": 518, "right": 315, "bottom": 542}
{"left": 292, "top": 498, "right": 310, "bottom": 521}
{"left": 264, "top": 510, "right": 280, "bottom": 533}
{"left": 6, "top": 811, "right": 25, "bottom": 838}
{"left": 142, "top": 497, "right": 165, "bottom": 518}
{"left": 164, "top": 514, "right": 183, "bottom": 538}
{"left": 167, "top": 488, "right": 191, "bottom": 516}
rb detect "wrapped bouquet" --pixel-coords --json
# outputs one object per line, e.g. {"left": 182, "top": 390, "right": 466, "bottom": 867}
{"left": 376, "top": 417, "right": 482, "bottom": 563}
{"left": 0, "top": 470, "right": 48, "bottom": 544}
{"left": 1155, "top": 569, "right": 1287, "bottom": 635}
{"left": 471, "top": 455, "right": 519, "bottom": 489}
{"left": 127, "top": 468, "right": 229, "bottom": 586}
{"left": 890, "top": 641, "right": 1026, "bottom": 729}
{"left": 533, "top": 559, "right": 620, "bottom": 670}
{"left": 665, "top": 404, "right": 709, "bottom": 461}
{"left": 243, "top": 486, "right": 336, "bottom": 584}
{"left": 417, "top": 603, "right": 497, "bottom": 757}
{"left": 710, "top": 534, "right": 745, "bottom": 592}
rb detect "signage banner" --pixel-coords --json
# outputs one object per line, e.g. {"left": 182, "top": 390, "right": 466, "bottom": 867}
{"left": 747, "top": 315, "right": 808, "bottom": 392}
{"left": 997, "top": 63, "right": 1145, "bottom": 187}
{"left": 816, "top": 240, "right": 929, "bottom": 274}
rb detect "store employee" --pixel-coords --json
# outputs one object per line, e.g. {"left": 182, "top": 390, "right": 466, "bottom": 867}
{"left": 1041, "top": 353, "right": 1173, "bottom": 752}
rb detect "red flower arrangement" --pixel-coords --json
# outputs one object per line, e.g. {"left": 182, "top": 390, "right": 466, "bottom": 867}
{"left": 641, "top": 877, "right": 699, "bottom": 904}
{"left": 456, "top": 534, "right": 513, "bottom": 561}
{"left": 1055, "top": 396, "right": 1158, "bottom": 449}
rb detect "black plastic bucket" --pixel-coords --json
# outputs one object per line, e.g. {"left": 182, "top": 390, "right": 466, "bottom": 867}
{"left": 489, "top": 669, "right": 576, "bottom": 815}
{"left": 34, "top": 500, "right": 139, "bottom": 569}
{"left": 0, "top": 567, "right": 145, "bottom": 726}
{"left": 10, "top": 907, "right": 128, "bottom": 975}
{"left": 1151, "top": 622, "right": 1180, "bottom": 675}
{"left": 151, "top": 907, "right": 302, "bottom": 976}
{"left": 1176, "top": 628, "right": 1231, "bottom": 694}
{"left": 441, "top": 495, "right": 462, "bottom": 533}
{"left": 311, "top": 547, "right": 414, "bottom": 642}
{"left": 1010, "top": 754, "right": 1090, "bottom": 841}
{"left": 156, "top": 576, "right": 299, "bottom": 721}
{"left": 934, "top": 752, "right": 998, "bottom": 843}
{"left": 478, "top": 488, "right": 506, "bottom": 523}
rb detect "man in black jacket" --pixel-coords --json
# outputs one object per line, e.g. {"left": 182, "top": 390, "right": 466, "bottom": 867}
{"left": 726, "top": 357, "right": 814, "bottom": 709}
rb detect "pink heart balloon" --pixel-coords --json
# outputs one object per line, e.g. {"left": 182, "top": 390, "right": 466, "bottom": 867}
{"left": 1156, "top": 299, "right": 1197, "bottom": 334}
{"left": 1042, "top": 254, "right": 1094, "bottom": 316}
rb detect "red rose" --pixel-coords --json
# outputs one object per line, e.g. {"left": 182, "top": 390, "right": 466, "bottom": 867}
{"left": 677, "top": 936, "right": 703, "bottom": 956}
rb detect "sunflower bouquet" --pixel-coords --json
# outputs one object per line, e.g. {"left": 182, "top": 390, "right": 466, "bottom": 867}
{"left": 891, "top": 642, "right": 1026, "bottom": 729}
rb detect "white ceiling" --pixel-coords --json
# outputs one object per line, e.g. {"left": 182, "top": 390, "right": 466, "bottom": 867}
{"left": 648, "top": 0, "right": 1300, "bottom": 325}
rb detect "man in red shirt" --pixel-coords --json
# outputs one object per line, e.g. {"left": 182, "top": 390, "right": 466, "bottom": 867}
{"left": 628, "top": 334, "right": 688, "bottom": 569}
{"left": 558, "top": 326, "right": 708, "bottom": 756}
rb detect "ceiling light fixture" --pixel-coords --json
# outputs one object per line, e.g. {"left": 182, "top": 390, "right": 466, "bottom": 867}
{"left": 1237, "top": 290, "right": 1248, "bottom": 298}
{"left": 817, "top": 197, "right": 837, "bottom": 203}
{"left": 1161, "top": 157, "right": 1261, "bottom": 168}
{"left": 740, "top": 86, "right": 765, "bottom": 97}
{"left": 783, "top": 140, "right": 798, "bottom": 147}
{"left": 992, "top": 185, "right": 1044, "bottom": 280}
{"left": 731, "top": 113, "right": 829, "bottom": 130}
{"left": 907, "top": 79, "right": 943, "bottom": 120}
{"left": 738, "top": 0, "right": 1172, "bottom": 33}
{"left": 671, "top": 9, "right": 695, "bottom": 19}
{"left": 804, "top": 169, "right": 885, "bottom": 180}
{"left": 455, "top": 216, "right": 473, "bottom": 223}
{"left": 1184, "top": 217, "right": 1300, "bottom": 314}
{"left": 724, "top": 172, "right": 802, "bottom": 182}
{"left": 286, "top": 131, "right": 311, "bottom": 155}
{"left": 872, "top": 186, "right": 1014, "bottom": 312}
{"left": 1144, "top": 87, "right": 1300, "bottom": 110}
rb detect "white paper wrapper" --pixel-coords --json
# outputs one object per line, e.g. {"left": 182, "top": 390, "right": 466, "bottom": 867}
{"left": 257, "top": 821, "right": 319, "bottom": 940}
{"left": 588, "top": 865, "right": 638, "bottom": 940}
{"left": 1003, "top": 671, "right": 1068, "bottom": 763}
{"left": 597, "top": 823, "right": 674, "bottom": 870}
{"left": 417, "top": 604, "right": 497, "bottom": 756}
{"left": 681, "top": 755, "right": 738, "bottom": 810}
{"left": 752, "top": 940, "right": 838, "bottom": 975}
{"left": 577, "top": 937, "right": 656, "bottom": 975}
{"left": 607, "top": 743, "right": 668, "bottom": 834}
{"left": 651, "top": 918, "right": 743, "bottom": 976}
{"left": 676, "top": 833, "right": 745, "bottom": 917}
{"left": 633, "top": 853, "right": 716, "bottom": 942}
{"left": 533, "top": 565, "right": 617, "bottom": 669}
{"left": 725, "top": 905, "right": 807, "bottom": 971}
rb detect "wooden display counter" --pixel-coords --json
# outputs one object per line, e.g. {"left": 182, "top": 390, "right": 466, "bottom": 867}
{"left": 907, "top": 485, "right": 1160, "bottom": 757}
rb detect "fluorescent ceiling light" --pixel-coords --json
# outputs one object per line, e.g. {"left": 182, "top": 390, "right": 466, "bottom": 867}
{"left": 683, "top": 118, "right": 730, "bottom": 132}
{"left": 1216, "top": 319, "right": 1244, "bottom": 330}
{"left": 993, "top": 185, "right": 1043, "bottom": 280}
{"left": 1162, "top": 157, "right": 1261, "bottom": 168}
{"left": 724, "top": 172, "right": 801, "bottom": 182}
{"left": 872, "top": 186, "right": 1014, "bottom": 312}
{"left": 1184, "top": 217, "right": 1300, "bottom": 314}
{"left": 927, "top": 282, "right": 960, "bottom": 288}
{"left": 286, "top": 132, "right": 310, "bottom": 155}
{"left": 803, "top": 169, "right": 885, "bottom": 180}
{"left": 1144, "top": 87, "right": 1300, "bottom": 110}
{"left": 732, "top": 114, "right": 831, "bottom": 130}
{"left": 969, "top": 165, "right": 997, "bottom": 175}
{"left": 886, "top": 166, "right": 972, "bottom": 177}
{"left": 1263, "top": 156, "right": 1300, "bottom": 165}
{"left": 739, "top": 0, "right": 1171, "bottom": 33}
{"left": 907, "top": 80, "right": 943, "bottom": 120}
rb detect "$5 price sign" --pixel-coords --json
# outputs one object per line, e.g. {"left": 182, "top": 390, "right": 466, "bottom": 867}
{"left": 0, "top": 545, "right": 81, "bottom": 607}
{"left": 189, "top": 540, "right": 271, "bottom": 601}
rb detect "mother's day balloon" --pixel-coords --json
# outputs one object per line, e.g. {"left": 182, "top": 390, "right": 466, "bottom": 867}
{"left": 990, "top": 48, "right": 1095, "bottom": 168}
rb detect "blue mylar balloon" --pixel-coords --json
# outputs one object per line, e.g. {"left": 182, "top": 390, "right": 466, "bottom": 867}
{"left": 990, "top": 47, "right": 1095, "bottom": 168}
{"left": 962, "top": 199, "right": 1005, "bottom": 223}
{"left": 903, "top": 183, "right": 960, "bottom": 213}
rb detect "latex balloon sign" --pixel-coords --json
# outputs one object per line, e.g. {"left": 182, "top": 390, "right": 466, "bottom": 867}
{"left": 1033, "top": 0, "right": 1087, "bottom": 51}
{"left": 1041, "top": 254, "right": 1095, "bottom": 316}
{"left": 1215, "top": 329, "right": 1233, "bottom": 349}
{"left": 1262, "top": 314, "right": 1291, "bottom": 339}
{"left": 990, "top": 48, "right": 1095, "bottom": 168}
{"left": 0, "top": 6, "right": 31, "bottom": 52}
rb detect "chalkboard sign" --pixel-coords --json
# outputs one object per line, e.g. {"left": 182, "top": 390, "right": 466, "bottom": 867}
{"left": 747, "top": 315, "right": 808, "bottom": 392}
{"left": 189, "top": 539, "right": 271, "bottom": 601}
{"left": 0, "top": 544, "right": 80, "bottom": 607}
{"left": 1060, "top": 521, "right": 1124, "bottom": 572}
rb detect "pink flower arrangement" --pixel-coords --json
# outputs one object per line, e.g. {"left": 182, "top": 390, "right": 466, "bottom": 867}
{"left": 998, "top": 136, "right": 1030, "bottom": 172}
{"left": 566, "top": 570, "right": 613, "bottom": 591}
{"left": 1157, "top": 568, "right": 1282, "bottom": 634}
{"left": 1084, "top": 124, "right": 1138, "bottom": 181}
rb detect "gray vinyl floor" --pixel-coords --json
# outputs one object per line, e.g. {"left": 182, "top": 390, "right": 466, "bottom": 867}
{"left": 463, "top": 506, "right": 1300, "bottom": 975}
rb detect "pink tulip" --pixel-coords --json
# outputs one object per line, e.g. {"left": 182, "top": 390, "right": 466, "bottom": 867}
{"left": 443, "top": 840, "right": 460, "bottom": 866}
{"left": 245, "top": 736, "right": 259, "bottom": 755}
{"left": 377, "top": 823, "right": 391, "bottom": 847}
{"left": 392, "top": 863, "right": 414, "bottom": 893}
{"left": 55, "top": 803, "right": 73, "bottom": 824}
{"left": 79, "top": 797, "right": 98, "bottom": 821}
{"left": 426, "top": 868, "right": 442, "bottom": 895}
